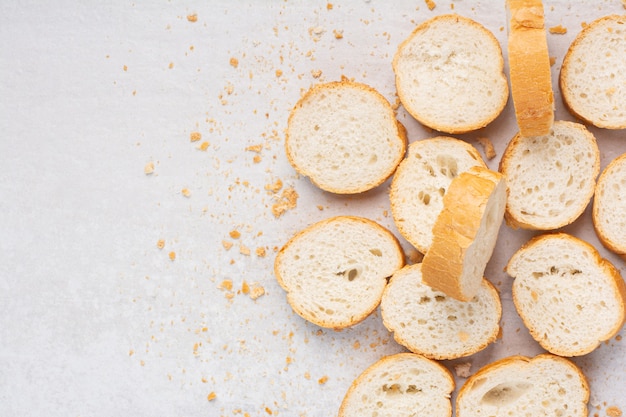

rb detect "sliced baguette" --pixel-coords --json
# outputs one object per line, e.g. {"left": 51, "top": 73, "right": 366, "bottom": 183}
{"left": 274, "top": 216, "right": 404, "bottom": 330}
{"left": 506, "top": 233, "right": 626, "bottom": 356}
{"left": 390, "top": 137, "right": 487, "bottom": 254}
{"left": 499, "top": 120, "right": 600, "bottom": 230}
{"left": 593, "top": 152, "right": 626, "bottom": 259}
{"left": 560, "top": 15, "right": 626, "bottom": 129}
{"left": 285, "top": 78, "right": 407, "bottom": 194}
{"left": 381, "top": 263, "right": 501, "bottom": 360}
{"left": 421, "top": 166, "right": 507, "bottom": 301}
{"left": 506, "top": 0, "right": 554, "bottom": 137}
{"left": 393, "top": 14, "right": 508, "bottom": 134}
{"left": 457, "top": 354, "right": 589, "bottom": 417}
{"left": 338, "top": 353, "right": 454, "bottom": 417}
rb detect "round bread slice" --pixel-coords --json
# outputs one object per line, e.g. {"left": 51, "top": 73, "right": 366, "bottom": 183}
{"left": 560, "top": 15, "right": 626, "bottom": 129}
{"left": 285, "top": 79, "right": 407, "bottom": 194}
{"left": 381, "top": 263, "right": 501, "bottom": 360}
{"left": 506, "top": 233, "right": 626, "bottom": 357}
{"left": 390, "top": 137, "right": 487, "bottom": 254}
{"left": 393, "top": 14, "right": 508, "bottom": 134}
{"left": 499, "top": 120, "right": 600, "bottom": 230}
{"left": 456, "top": 354, "right": 589, "bottom": 417}
{"left": 421, "top": 166, "right": 507, "bottom": 301}
{"left": 338, "top": 353, "right": 454, "bottom": 417}
{"left": 593, "top": 152, "right": 626, "bottom": 259}
{"left": 506, "top": 0, "right": 554, "bottom": 137}
{"left": 274, "top": 216, "right": 404, "bottom": 329}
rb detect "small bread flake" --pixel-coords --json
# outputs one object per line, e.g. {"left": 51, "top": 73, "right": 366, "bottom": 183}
{"left": 425, "top": 0, "right": 436, "bottom": 10}
{"left": 311, "top": 69, "right": 322, "bottom": 78}
{"left": 181, "top": 188, "right": 191, "bottom": 197}
{"left": 253, "top": 155, "right": 262, "bottom": 163}
{"left": 549, "top": 25, "right": 567, "bottom": 34}
{"left": 207, "top": 392, "right": 216, "bottom": 401}
{"left": 157, "top": 239, "right": 165, "bottom": 249}
{"left": 272, "top": 187, "right": 298, "bottom": 218}
{"left": 255, "top": 247, "right": 267, "bottom": 257}
{"left": 275, "top": 69, "right": 283, "bottom": 77}
{"left": 123, "top": 65, "right": 128, "bottom": 71}
{"left": 249, "top": 283, "right": 265, "bottom": 300}
{"left": 239, "top": 244, "right": 250, "bottom": 256}
{"left": 476, "top": 137, "right": 496, "bottom": 160}
{"left": 129, "top": 349, "right": 134, "bottom": 356}
{"left": 454, "top": 362, "right": 472, "bottom": 378}
{"left": 222, "top": 240, "right": 234, "bottom": 250}
{"left": 144, "top": 162, "right": 155, "bottom": 175}
{"left": 241, "top": 281, "right": 250, "bottom": 294}
{"left": 318, "top": 376, "right": 329, "bottom": 384}
{"left": 229, "top": 230, "right": 241, "bottom": 239}
{"left": 333, "top": 29, "right": 344, "bottom": 39}
{"left": 229, "top": 57, "right": 239, "bottom": 68}
{"left": 190, "top": 131, "right": 202, "bottom": 142}
{"left": 198, "top": 141, "right": 210, "bottom": 151}
{"left": 607, "top": 407, "right": 623, "bottom": 417}
{"left": 187, "top": 13, "right": 198, "bottom": 22}
{"left": 219, "top": 279, "right": 233, "bottom": 291}
{"left": 168, "top": 62, "right": 174, "bottom": 69}
{"left": 327, "top": 3, "right": 333, "bottom": 9}
{"left": 169, "top": 251, "right": 176, "bottom": 261}
{"left": 550, "top": 56, "right": 557, "bottom": 66}
{"left": 246, "top": 144, "right": 263, "bottom": 153}
{"left": 265, "top": 178, "right": 283, "bottom": 194}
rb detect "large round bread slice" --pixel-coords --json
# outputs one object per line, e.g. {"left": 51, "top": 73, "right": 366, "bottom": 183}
{"left": 506, "top": 233, "right": 626, "bottom": 356}
{"left": 499, "top": 120, "right": 600, "bottom": 230}
{"left": 285, "top": 79, "right": 407, "bottom": 194}
{"left": 593, "top": 152, "right": 626, "bottom": 259}
{"left": 457, "top": 354, "right": 589, "bottom": 417}
{"left": 390, "top": 137, "right": 487, "bottom": 254}
{"left": 338, "top": 353, "right": 454, "bottom": 417}
{"left": 381, "top": 263, "right": 501, "bottom": 360}
{"left": 560, "top": 15, "right": 626, "bottom": 129}
{"left": 274, "top": 216, "right": 404, "bottom": 329}
{"left": 393, "top": 14, "right": 508, "bottom": 134}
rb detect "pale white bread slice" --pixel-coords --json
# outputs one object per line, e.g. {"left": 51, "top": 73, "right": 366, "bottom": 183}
{"left": 456, "top": 354, "right": 589, "bottom": 417}
{"left": 593, "top": 152, "right": 626, "bottom": 259}
{"left": 422, "top": 166, "right": 507, "bottom": 301}
{"left": 506, "top": 233, "right": 626, "bottom": 356}
{"left": 390, "top": 137, "right": 487, "bottom": 254}
{"left": 338, "top": 353, "right": 454, "bottom": 417}
{"left": 274, "top": 216, "right": 404, "bottom": 330}
{"left": 285, "top": 78, "right": 407, "bottom": 194}
{"left": 380, "top": 263, "right": 501, "bottom": 360}
{"left": 499, "top": 120, "right": 600, "bottom": 230}
{"left": 560, "top": 15, "right": 626, "bottom": 129}
{"left": 506, "top": 0, "right": 554, "bottom": 137}
{"left": 392, "top": 14, "right": 509, "bottom": 134}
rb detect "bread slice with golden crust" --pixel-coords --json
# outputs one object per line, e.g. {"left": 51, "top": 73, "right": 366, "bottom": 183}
{"left": 338, "top": 353, "right": 454, "bottom": 417}
{"left": 593, "top": 152, "right": 626, "bottom": 259}
{"left": 506, "top": 0, "right": 554, "bottom": 137}
{"left": 457, "top": 354, "right": 589, "bottom": 417}
{"left": 506, "top": 233, "right": 626, "bottom": 356}
{"left": 274, "top": 216, "right": 404, "bottom": 330}
{"left": 422, "top": 166, "right": 507, "bottom": 301}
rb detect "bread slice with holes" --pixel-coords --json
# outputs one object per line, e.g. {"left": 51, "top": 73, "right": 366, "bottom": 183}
{"left": 338, "top": 352, "right": 454, "bottom": 417}
{"left": 274, "top": 216, "right": 404, "bottom": 329}
{"left": 456, "top": 354, "right": 589, "bottom": 417}
{"left": 390, "top": 137, "right": 487, "bottom": 254}
{"left": 499, "top": 120, "right": 599, "bottom": 230}
{"left": 506, "top": 233, "right": 626, "bottom": 356}
{"left": 381, "top": 263, "right": 501, "bottom": 360}
{"left": 421, "top": 166, "right": 507, "bottom": 301}
{"left": 593, "top": 152, "right": 626, "bottom": 259}
{"left": 285, "top": 78, "right": 407, "bottom": 194}
{"left": 393, "top": 14, "right": 508, "bottom": 134}
{"left": 506, "top": 0, "right": 554, "bottom": 137}
{"left": 560, "top": 15, "right": 626, "bottom": 129}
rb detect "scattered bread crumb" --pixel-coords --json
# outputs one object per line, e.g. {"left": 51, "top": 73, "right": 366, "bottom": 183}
{"left": 425, "top": 0, "right": 436, "bottom": 10}
{"left": 311, "top": 69, "right": 322, "bottom": 78}
{"left": 169, "top": 251, "right": 176, "bottom": 261}
{"left": 255, "top": 247, "right": 267, "bottom": 257}
{"left": 246, "top": 144, "right": 263, "bottom": 153}
{"left": 129, "top": 349, "right": 134, "bottom": 356}
{"left": 454, "top": 362, "right": 472, "bottom": 378}
{"left": 317, "top": 205, "right": 324, "bottom": 211}
{"left": 230, "top": 57, "right": 239, "bottom": 68}
{"left": 241, "top": 281, "right": 250, "bottom": 294}
{"left": 190, "top": 132, "right": 202, "bottom": 142}
{"left": 219, "top": 279, "right": 233, "bottom": 291}
{"left": 476, "top": 137, "right": 496, "bottom": 160}
{"left": 549, "top": 56, "right": 557, "bottom": 66}
{"left": 144, "top": 162, "right": 155, "bottom": 175}
{"left": 168, "top": 62, "right": 174, "bottom": 69}
{"left": 222, "top": 240, "right": 233, "bottom": 250}
{"left": 187, "top": 13, "right": 198, "bottom": 22}
{"left": 181, "top": 188, "right": 191, "bottom": 197}
{"left": 275, "top": 69, "right": 283, "bottom": 77}
{"left": 549, "top": 25, "right": 567, "bottom": 34}
{"left": 198, "top": 141, "right": 210, "bottom": 151}
{"left": 318, "top": 376, "right": 329, "bottom": 384}
{"left": 272, "top": 187, "right": 298, "bottom": 218}
{"left": 607, "top": 407, "right": 623, "bottom": 417}
{"left": 207, "top": 392, "right": 216, "bottom": 401}
{"left": 157, "top": 239, "right": 165, "bottom": 249}
{"left": 239, "top": 244, "right": 250, "bottom": 256}
{"left": 229, "top": 230, "right": 241, "bottom": 239}
{"left": 327, "top": 3, "right": 333, "bottom": 9}
{"left": 123, "top": 65, "right": 128, "bottom": 71}
{"left": 253, "top": 155, "right": 262, "bottom": 163}
{"left": 333, "top": 29, "right": 344, "bottom": 39}
{"left": 249, "top": 283, "right": 265, "bottom": 300}
{"left": 265, "top": 178, "right": 283, "bottom": 194}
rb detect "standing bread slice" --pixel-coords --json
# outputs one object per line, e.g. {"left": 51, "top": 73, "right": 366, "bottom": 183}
{"left": 560, "top": 15, "right": 626, "bottom": 129}
{"left": 422, "top": 166, "right": 507, "bottom": 301}
{"left": 285, "top": 78, "right": 407, "bottom": 194}
{"left": 338, "top": 353, "right": 454, "bottom": 417}
{"left": 274, "top": 216, "right": 404, "bottom": 330}
{"left": 390, "top": 137, "right": 487, "bottom": 254}
{"left": 506, "top": 233, "right": 626, "bottom": 356}
{"left": 593, "top": 153, "right": 626, "bottom": 259}
{"left": 393, "top": 14, "right": 508, "bottom": 134}
{"left": 506, "top": 0, "right": 554, "bottom": 137}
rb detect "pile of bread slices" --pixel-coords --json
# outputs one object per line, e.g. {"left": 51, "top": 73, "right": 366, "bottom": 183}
{"left": 275, "top": 1, "right": 626, "bottom": 416}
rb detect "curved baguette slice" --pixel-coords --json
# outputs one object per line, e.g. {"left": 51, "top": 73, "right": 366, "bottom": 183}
{"left": 560, "top": 15, "right": 626, "bottom": 129}
{"left": 390, "top": 137, "right": 487, "bottom": 254}
{"left": 457, "top": 354, "right": 589, "bottom": 417}
{"left": 381, "top": 264, "right": 501, "bottom": 360}
{"left": 422, "top": 166, "right": 507, "bottom": 301}
{"left": 338, "top": 353, "right": 454, "bottom": 417}
{"left": 593, "top": 152, "right": 626, "bottom": 259}
{"left": 506, "top": 233, "right": 626, "bottom": 356}
{"left": 274, "top": 216, "right": 404, "bottom": 329}
{"left": 393, "top": 14, "right": 509, "bottom": 134}
{"left": 506, "top": 0, "right": 554, "bottom": 137}
{"left": 499, "top": 121, "right": 600, "bottom": 230}
{"left": 285, "top": 78, "right": 407, "bottom": 194}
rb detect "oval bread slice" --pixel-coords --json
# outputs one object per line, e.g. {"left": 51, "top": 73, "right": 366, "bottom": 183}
{"left": 506, "top": 233, "right": 626, "bottom": 356}
{"left": 457, "top": 354, "right": 589, "bottom": 417}
{"left": 593, "top": 152, "right": 626, "bottom": 259}
{"left": 285, "top": 79, "right": 407, "bottom": 194}
{"left": 338, "top": 353, "right": 454, "bottom": 417}
{"left": 381, "top": 263, "right": 501, "bottom": 360}
{"left": 390, "top": 137, "right": 487, "bottom": 254}
{"left": 274, "top": 216, "right": 404, "bottom": 329}
{"left": 393, "top": 14, "right": 508, "bottom": 134}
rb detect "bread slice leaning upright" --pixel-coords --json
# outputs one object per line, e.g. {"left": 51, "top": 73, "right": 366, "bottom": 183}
{"left": 422, "top": 166, "right": 507, "bottom": 301}
{"left": 593, "top": 152, "right": 626, "bottom": 259}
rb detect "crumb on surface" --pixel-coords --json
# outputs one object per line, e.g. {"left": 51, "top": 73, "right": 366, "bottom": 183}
{"left": 607, "top": 406, "right": 622, "bottom": 417}
{"left": 476, "top": 137, "right": 496, "bottom": 160}
{"left": 169, "top": 251, "right": 176, "bottom": 261}
{"left": 229, "top": 230, "right": 241, "bottom": 239}
{"left": 190, "top": 132, "right": 202, "bottom": 142}
{"left": 181, "top": 188, "right": 191, "bottom": 197}
{"left": 144, "top": 162, "right": 155, "bottom": 175}
{"left": 275, "top": 69, "right": 283, "bottom": 77}
{"left": 318, "top": 375, "right": 329, "bottom": 384}
{"left": 157, "top": 239, "right": 165, "bottom": 249}
{"left": 255, "top": 247, "right": 267, "bottom": 257}
{"left": 199, "top": 141, "right": 210, "bottom": 151}
{"left": 187, "top": 13, "right": 198, "bottom": 22}
{"left": 249, "top": 283, "right": 265, "bottom": 300}
{"left": 239, "top": 244, "right": 250, "bottom": 256}
{"left": 327, "top": 3, "right": 333, "bottom": 9}
{"left": 311, "top": 69, "right": 322, "bottom": 78}
{"left": 272, "top": 187, "right": 298, "bottom": 218}
{"left": 241, "top": 281, "right": 250, "bottom": 294}
{"left": 454, "top": 362, "right": 472, "bottom": 378}
{"left": 219, "top": 279, "right": 233, "bottom": 291}
{"left": 207, "top": 392, "right": 216, "bottom": 401}
{"left": 549, "top": 56, "right": 556, "bottom": 66}
{"left": 222, "top": 240, "right": 233, "bottom": 250}
{"left": 425, "top": 0, "right": 436, "bottom": 10}
{"left": 549, "top": 25, "right": 567, "bottom": 34}
{"left": 333, "top": 29, "right": 343, "bottom": 39}
{"left": 265, "top": 178, "right": 283, "bottom": 194}
{"left": 230, "top": 57, "right": 239, "bottom": 68}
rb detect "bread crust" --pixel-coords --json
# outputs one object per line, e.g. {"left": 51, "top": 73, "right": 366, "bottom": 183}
{"left": 592, "top": 153, "right": 626, "bottom": 258}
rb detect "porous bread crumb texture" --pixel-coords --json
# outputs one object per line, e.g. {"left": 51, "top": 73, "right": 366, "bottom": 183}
{"left": 593, "top": 153, "right": 626, "bottom": 256}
